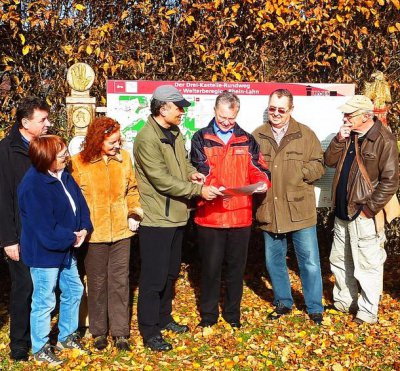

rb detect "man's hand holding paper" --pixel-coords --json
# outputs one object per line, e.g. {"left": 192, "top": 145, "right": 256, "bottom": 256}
{"left": 220, "top": 181, "right": 267, "bottom": 196}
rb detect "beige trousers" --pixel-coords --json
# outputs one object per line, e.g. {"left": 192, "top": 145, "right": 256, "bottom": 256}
{"left": 330, "top": 216, "right": 386, "bottom": 324}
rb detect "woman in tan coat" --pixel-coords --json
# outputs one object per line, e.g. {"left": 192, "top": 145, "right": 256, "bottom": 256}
{"left": 70, "top": 117, "right": 142, "bottom": 351}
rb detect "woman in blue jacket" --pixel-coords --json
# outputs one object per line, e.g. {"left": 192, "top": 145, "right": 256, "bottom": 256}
{"left": 18, "top": 135, "right": 92, "bottom": 366}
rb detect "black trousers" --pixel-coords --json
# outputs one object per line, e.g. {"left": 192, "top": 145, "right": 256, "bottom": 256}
{"left": 137, "top": 226, "right": 184, "bottom": 341}
{"left": 197, "top": 226, "right": 251, "bottom": 324}
{"left": 7, "top": 258, "right": 33, "bottom": 353}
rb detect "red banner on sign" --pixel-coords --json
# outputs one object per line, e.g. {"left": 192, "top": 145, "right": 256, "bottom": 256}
{"left": 107, "top": 80, "right": 353, "bottom": 97}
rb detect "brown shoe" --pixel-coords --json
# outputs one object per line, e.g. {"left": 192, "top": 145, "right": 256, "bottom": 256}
{"left": 94, "top": 335, "right": 108, "bottom": 350}
{"left": 114, "top": 336, "right": 130, "bottom": 351}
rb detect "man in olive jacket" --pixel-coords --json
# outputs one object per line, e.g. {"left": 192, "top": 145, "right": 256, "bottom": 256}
{"left": 253, "top": 89, "right": 325, "bottom": 324}
{"left": 134, "top": 85, "right": 221, "bottom": 351}
{"left": 324, "top": 95, "right": 398, "bottom": 325}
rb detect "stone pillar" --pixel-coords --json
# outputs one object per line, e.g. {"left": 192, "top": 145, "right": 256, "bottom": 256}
{"left": 65, "top": 63, "right": 95, "bottom": 331}
{"left": 66, "top": 63, "right": 96, "bottom": 155}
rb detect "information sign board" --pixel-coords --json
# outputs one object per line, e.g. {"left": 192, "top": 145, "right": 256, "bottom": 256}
{"left": 107, "top": 80, "right": 355, "bottom": 207}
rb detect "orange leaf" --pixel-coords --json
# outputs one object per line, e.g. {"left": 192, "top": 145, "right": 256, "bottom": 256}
{"left": 22, "top": 45, "right": 31, "bottom": 55}
{"left": 186, "top": 15, "right": 195, "bottom": 25}
{"left": 277, "top": 17, "right": 285, "bottom": 25}
{"left": 166, "top": 9, "right": 177, "bottom": 16}
{"left": 365, "top": 336, "right": 374, "bottom": 346}
{"left": 391, "top": 0, "right": 400, "bottom": 9}
{"left": 75, "top": 3, "right": 86, "bottom": 11}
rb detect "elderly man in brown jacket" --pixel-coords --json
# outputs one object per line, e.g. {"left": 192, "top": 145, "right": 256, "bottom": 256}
{"left": 324, "top": 95, "right": 398, "bottom": 325}
{"left": 253, "top": 89, "right": 325, "bottom": 325}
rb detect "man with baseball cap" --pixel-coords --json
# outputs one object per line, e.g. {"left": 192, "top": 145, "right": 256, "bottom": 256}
{"left": 134, "top": 85, "right": 222, "bottom": 351}
{"left": 151, "top": 85, "right": 191, "bottom": 107}
{"left": 324, "top": 95, "right": 398, "bottom": 324}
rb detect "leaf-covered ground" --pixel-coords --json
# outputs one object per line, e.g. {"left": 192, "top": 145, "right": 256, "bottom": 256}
{"left": 0, "top": 233, "right": 399, "bottom": 370}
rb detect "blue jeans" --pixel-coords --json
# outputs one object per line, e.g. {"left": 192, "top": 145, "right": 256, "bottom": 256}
{"left": 263, "top": 225, "right": 323, "bottom": 314}
{"left": 30, "top": 257, "right": 83, "bottom": 353}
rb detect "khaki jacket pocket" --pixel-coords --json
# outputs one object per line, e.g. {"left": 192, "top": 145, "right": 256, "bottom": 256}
{"left": 287, "top": 189, "right": 315, "bottom": 222}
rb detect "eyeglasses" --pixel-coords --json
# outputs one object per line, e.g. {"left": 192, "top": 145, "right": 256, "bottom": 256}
{"left": 57, "top": 150, "right": 70, "bottom": 159}
{"left": 268, "top": 106, "right": 291, "bottom": 115}
{"left": 218, "top": 117, "right": 236, "bottom": 125}
{"left": 344, "top": 112, "right": 364, "bottom": 119}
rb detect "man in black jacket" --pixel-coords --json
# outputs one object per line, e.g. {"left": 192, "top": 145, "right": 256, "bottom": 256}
{"left": 0, "top": 97, "right": 51, "bottom": 360}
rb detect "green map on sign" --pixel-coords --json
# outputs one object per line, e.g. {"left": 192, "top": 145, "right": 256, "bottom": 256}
{"left": 118, "top": 95, "right": 197, "bottom": 143}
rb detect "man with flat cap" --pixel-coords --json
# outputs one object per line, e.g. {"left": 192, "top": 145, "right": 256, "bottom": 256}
{"left": 134, "top": 85, "right": 222, "bottom": 351}
{"left": 324, "top": 95, "right": 398, "bottom": 324}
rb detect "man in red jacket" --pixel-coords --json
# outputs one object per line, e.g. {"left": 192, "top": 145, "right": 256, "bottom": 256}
{"left": 191, "top": 91, "right": 271, "bottom": 328}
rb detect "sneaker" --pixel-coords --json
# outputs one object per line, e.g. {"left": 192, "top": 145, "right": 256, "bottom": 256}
{"left": 114, "top": 336, "right": 131, "bottom": 351}
{"left": 144, "top": 335, "right": 172, "bottom": 352}
{"left": 34, "top": 343, "right": 63, "bottom": 366}
{"left": 94, "top": 335, "right": 108, "bottom": 350}
{"left": 162, "top": 320, "right": 189, "bottom": 333}
{"left": 267, "top": 302, "right": 291, "bottom": 320}
{"left": 309, "top": 313, "right": 323, "bottom": 325}
{"left": 57, "top": 332, "right": 90, "bottom": 354}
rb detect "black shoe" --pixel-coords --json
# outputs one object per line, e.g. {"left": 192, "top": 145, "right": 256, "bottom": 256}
{"left": 229, "top": 322, "right": 241, "bottom": 329}
{"left": 309, "top": 313, "right": 323, "bottom": 325}
{"left": 197, "top": 319, "right": 217, "bottom": 328}
{"left": 114, "top": 336, "right": 131, "bottom": 351}
{"left": 144, "top": 335, "right": 172, "bottom": 352}
{"left": 267, "top": 303, "right": 291, "bottom": 320}
{"left": 162, "top": 320, "right": 189, "bottom": 333}
{"left": 93, "top": 335, "right": 108, "bottom": 350}
{"left": 10, "top": 348, "right": 29, "bottom": 362}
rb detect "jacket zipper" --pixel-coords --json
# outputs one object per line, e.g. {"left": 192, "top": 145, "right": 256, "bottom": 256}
{"left": 105, "top": 161, "right": 113, "bottom": 241}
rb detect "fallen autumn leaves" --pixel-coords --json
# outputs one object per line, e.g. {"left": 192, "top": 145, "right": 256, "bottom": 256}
{"left": 0, "top": 241, "right": 399, "bottom": 370}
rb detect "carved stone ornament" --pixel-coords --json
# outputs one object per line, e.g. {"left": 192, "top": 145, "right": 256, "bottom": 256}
{"left": 67, "top": 63, "right": 95, "bottom": 92}
{"left": 72, "top": 106, "right": 91, "bottom": 128}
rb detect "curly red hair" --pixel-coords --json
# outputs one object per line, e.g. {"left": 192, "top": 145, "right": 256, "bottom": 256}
{"left": 80, "top": 117, "right": 120, "bottom": 163}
